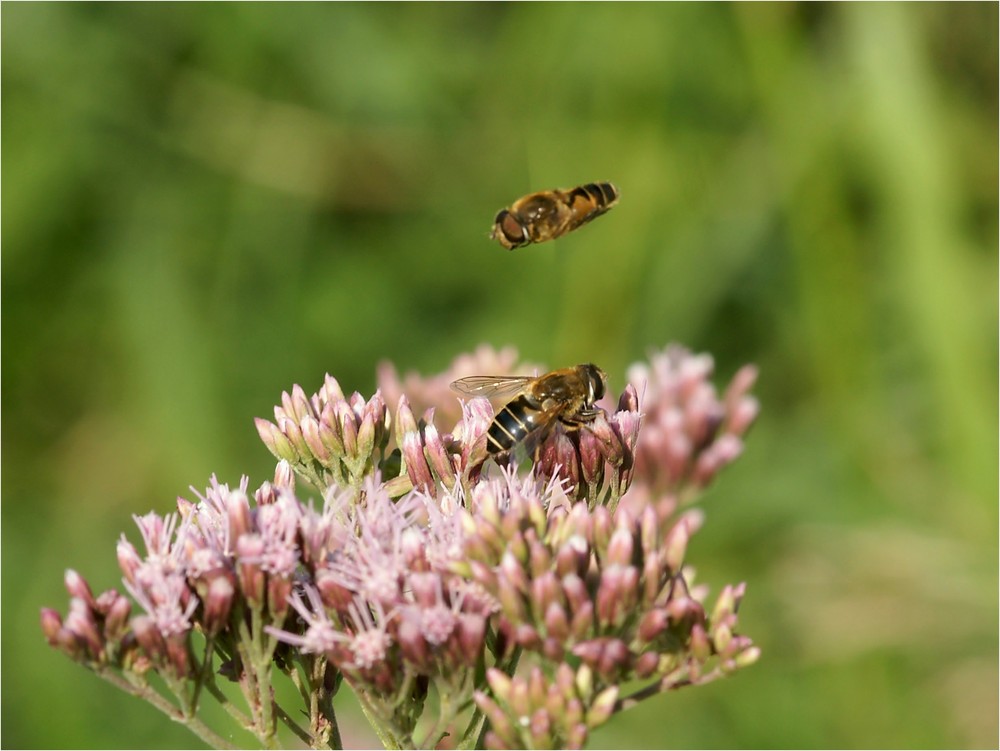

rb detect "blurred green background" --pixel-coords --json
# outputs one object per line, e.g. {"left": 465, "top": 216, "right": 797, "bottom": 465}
{"left": 3, "top": 3, "right": 996, "bottom": 749}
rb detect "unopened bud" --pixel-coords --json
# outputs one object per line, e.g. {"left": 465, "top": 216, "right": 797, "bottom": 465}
{"left": 203, "top": 576, "right": 234, "bottom": 637}
{"left": 64, "top": 570, "right": 95, "bottom": 608}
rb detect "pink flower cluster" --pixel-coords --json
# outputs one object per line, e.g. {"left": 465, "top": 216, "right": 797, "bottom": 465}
{"left": 42, "top": 344, "right": 760, "bottom": 750}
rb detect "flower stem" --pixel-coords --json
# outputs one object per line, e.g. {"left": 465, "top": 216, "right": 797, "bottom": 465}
{"left": 94, "top": 668, "right": 236, "bottom": 750}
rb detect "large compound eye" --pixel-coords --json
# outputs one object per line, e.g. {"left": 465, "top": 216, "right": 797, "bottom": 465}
{"left": 585, "top": 364, "right": 606, "bottom": 402}
{"left": 592, "top": 372, "right": 606, "bottom": 400}
{"left": 495, "top": 210, "right": 527, "bottom": 248}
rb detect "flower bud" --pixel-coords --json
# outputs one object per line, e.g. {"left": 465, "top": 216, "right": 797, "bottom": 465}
{"left": 203, "top": 576, "right": 234, "bottom": 637}
{"left": 459, "top": 398, "right": 492, "bottom": 470}
{"left": 690, "top": 622, "right": 711, "bottom": 662}
{"left": 268, "top": 576, "right": 292, "bottom": 621}
{"left": 456, "top": 613, "right": 486, "bottom": 666}
{"left": 543, "top": 601, "right": 570, "bottom": 641}
{"left": 236, "top": 534, "right": 265, "bottom": 608}
{"left": 354, "top": 411, "right": 377, "bottom": 470}
{"left": 402, "top": 432, "right": 433, "bottom": 493}
{"left": 320, "top": 374, "right": 346, "bottom": 405}
{"left": 735, "top": 645, "right": 761, "bottom": 668}
{"left": 166, "top": 633, "right": 191, "bottom": 679}
{"left": 226, "top": 491, "right": 253, "bottom": 545}
{"left": 40, "top": 608, "right": 63, "bottom": 644}
{"left": 334, "top": 401, "right": 358, "bottom": 460}
{"left": 605, "top": 526, "right": 634, "bottom": 567}
{"left": 555, "top": 535, "right": 590, "bottom": 579}
{"left": 64, "top": 570, "right": 95, "bottom": 609}
{"left": 132, "top": 615, "right": 166, "bottom": 664}
{"left": 598, "top": 638, "right": 630, "bottom": 679}
{"left": 255, "top": 418, "right": 298, "bottom": 463}
{"left": 634, "top": 650, "right": 660, "bottom": 678}
{"left": 729, "top": 396, "right": 759, "bottom": 436}
{"left": 104, "top": 594, "right": 133, "bottom": 644}
{"left": 116, "top": 539, "right": 143, "bottom": 586}
{"left": 65, "top": 598, "right": 103, "bottom": 659}
{"left": 474, "top": 691, "right": 516, "bottom": 748}
{"left": 567, "top": 723, "right": 589, "bottom": 750}
{"left": 422, "top": 422, "right": 456, "bottom": 489}
{"left": 397, "top": 612, "right": 430, "bottom": 669}
{"left": 577, "top": 426, "right": 604, "bottom": 487}
{"left": 587, "top": 685, "right": 619, "bottom": 728}
{"left": 301, "top": 416, "right": 331, "bottom": 465}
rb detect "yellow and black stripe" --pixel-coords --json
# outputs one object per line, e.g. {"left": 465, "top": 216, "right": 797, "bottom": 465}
{"left": 486, "top": 395, "right": 542, "bottom": 455}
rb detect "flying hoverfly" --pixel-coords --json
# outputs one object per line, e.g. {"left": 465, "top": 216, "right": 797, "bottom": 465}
{"left": 490, "top": 182, "right": 620, "bottom": 251}
{"left": 450, "top": 364, "right": 607, "bottom": 456}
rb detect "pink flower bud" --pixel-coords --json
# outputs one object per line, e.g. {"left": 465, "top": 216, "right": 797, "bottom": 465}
{"left": 104, "top": 595, "right": 133, "bottom": 644}
{"left": 166, "top": 633, "right": 191, "bottom": 679}
{"left": 543, "top": 601, "right": 570, "bottom": 641}
{"left": 64, "top": 570, "right": 95, "bottom": 608}
{"left": 605, "top": 526, "right": 634, "bottom": 567}
{"left": 402, "top": 432, "right": 433, "bottom": 493}
{"left": 634, "top": 650, "right": 660, "bottom": 678}
{"left": 529, "top": 708, "right": 552, "bottom": 749}
{"left": 279, "top": 416, "right": 310, "bottom": 460}
{"left": 268, "top": 576, "right": 292, "bottom": 621}
{"left": 422, "top": 422, "right": 455, "bottom": 489}
{"left": 301, "top": 416, "right": 331, "bottom": 464}
{"left": 226, "top": 491, "right": 253, "bottom": 544}
{"left": 618, "top": 383, "right": 640, "bottom": 413}
{"left": 456, "top": 613, "right": 486, "bottom": 666}
{"left": 236, "top": 534, "right": 265, "bottom": 608}
{"left": 132, "top": 615, "right": 166, "bottom": 663}
{"left": 320, "top": 374, "right": 346, "bottom": 405}
{"left": 40, "top": 608, "right": 63, "bottom": 644}
{"left": 255, "top": 418, "right": 297, "bottom": 463}
{"left": 202, "top": 576, "right": 234, "bottom": 637}
{"left": 116, "top": 539, "right": 142, "bottom": 586}
{"left": 65, "top": 598, "right": 103, "bottom": 659}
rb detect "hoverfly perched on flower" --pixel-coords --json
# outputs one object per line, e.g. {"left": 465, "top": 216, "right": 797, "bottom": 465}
{"left": 490, "top": 182, "right": 620, "bottom": 250}
{"left": 450, "top": 364, "right": 608, "bottom": 457}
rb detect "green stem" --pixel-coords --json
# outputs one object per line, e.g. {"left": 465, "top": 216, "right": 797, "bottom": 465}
{"left": 94, "top": 668, "right": 236, "bottom": 750}
{"left": 355, "top": 689, "right": 402, "bottom": 750}
{"left": 456, "top": 708, "right": 486, "bottom": 751}
{"left": 250, "top": 607, "right": 277, "bottom": 748}
{"left": 203, "top": 674, "right": 254, "bottom": 729}
{"left": 274, "top": 703, "right": 313, "bottom": 746}
{"left": 312, "top": 657, "right": 341, "bottom": 750}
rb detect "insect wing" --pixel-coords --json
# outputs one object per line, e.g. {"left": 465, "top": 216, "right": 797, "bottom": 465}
{"left": 450, "top": 375, "right": 534, "bottom": 400}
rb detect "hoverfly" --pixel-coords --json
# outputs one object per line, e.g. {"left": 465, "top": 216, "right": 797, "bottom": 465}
{"left": 450, "top": 364, "right": 607, "bottom": 456}
{"left": 490, "top": 182, "right": 620, "bottom": 251}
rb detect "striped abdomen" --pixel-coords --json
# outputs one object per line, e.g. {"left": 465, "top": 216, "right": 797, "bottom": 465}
{"left": 486, "top": 395, "right": 544, "bottom": 455}
{"left": 567, "top": 182, "right": 619, "bottom": 218}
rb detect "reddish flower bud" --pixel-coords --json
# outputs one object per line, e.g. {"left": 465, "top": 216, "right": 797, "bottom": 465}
{"left": 64, "top": 570, "right": 95, "bottom": 609}
{"left": 638, "top": 608, "right": 670, "bottom": 643}
{"left": 456, "top": 613, "right": 486, "bottom": 666}
{"left": 236, "top": 534, "right": 265, "bottom": 608}
{"left": 65, "top": 598, "right": 103, "bottom": 660}
{"left": 166, "top": 633, "right": 191, "bottom": 680}
{"left": 422, "top": 421, "right": 456, "bottom": 489}
{"left": 268, "top": 576, "right": 292, "bottom": 621}
{"left": 634, "top": 650, "right": 661, "bottom": 678}
{"left": 104, "top": 594, "right": 133, "bottom": 644}
{"left": 132, "top": 615, "right": 166, "bottom": 663}
{"left": 226, "top": 491, "right": 253, "bottom": 545}
{"left": 40, "top": 608, "right": 63, "bottom": 644}
{"left": 402, "top": 432, "right": 433, "bottom": 493}
{"left": 543, "top": 601, "right": 570, "bottom": 641}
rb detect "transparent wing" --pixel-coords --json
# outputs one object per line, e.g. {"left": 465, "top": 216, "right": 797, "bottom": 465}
{"left": 450, "top": 375, "right": 533, "bottom": 399}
